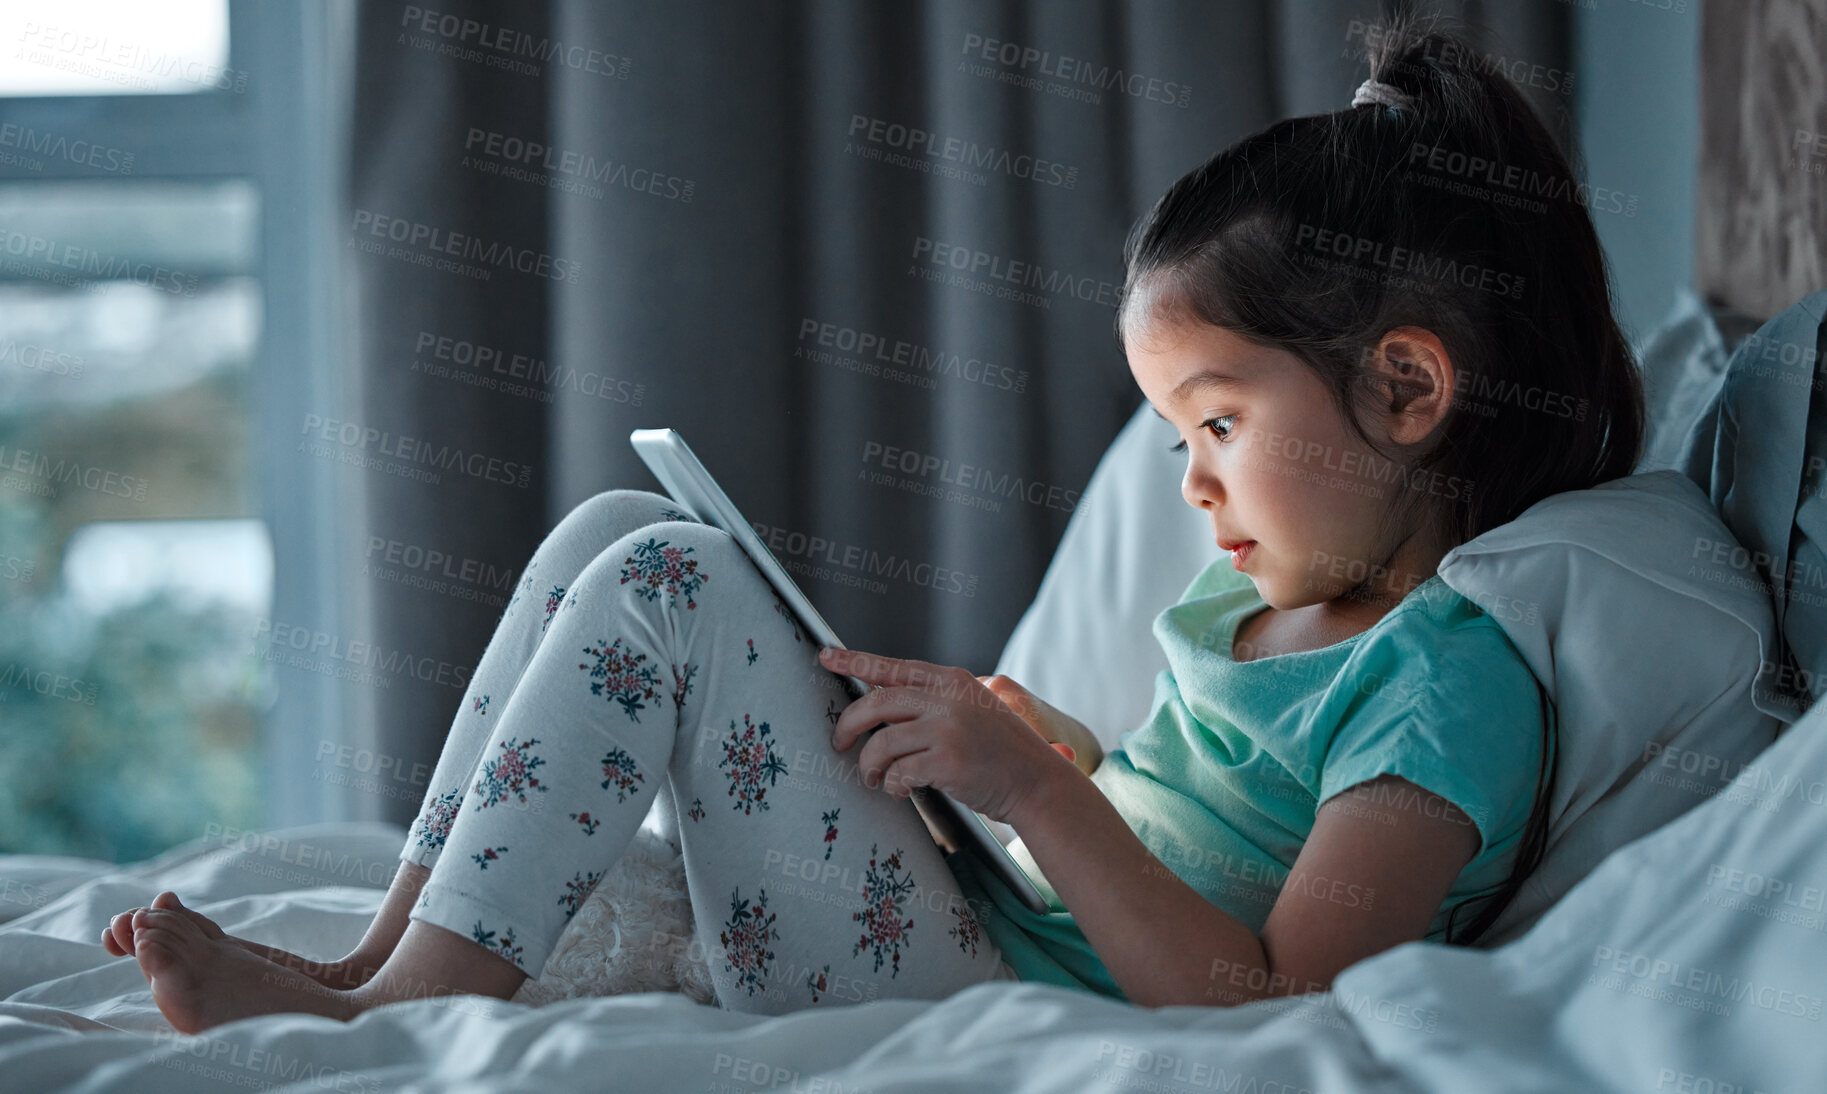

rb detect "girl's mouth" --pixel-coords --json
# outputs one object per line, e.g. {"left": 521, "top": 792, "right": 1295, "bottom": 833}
{"left": 1221, "top": 540, "right": 1256, "bottom": 568}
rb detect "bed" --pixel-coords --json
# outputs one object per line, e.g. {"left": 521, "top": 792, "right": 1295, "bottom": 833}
{"left": 1, "top": 710, "right": 1824, "bottom": 1094}
{"left": 6, "top": 282, "right": 1827, "bottom": 1091}
{"left": 10, "top": 8, "right": 1827, "bottom": 1083}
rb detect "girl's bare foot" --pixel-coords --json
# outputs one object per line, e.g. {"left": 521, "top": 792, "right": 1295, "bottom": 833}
{"left": 131, "top": 900, "right": 355, "bottom": 1033}
{"left": 102, "top": 892, "right": 375, "bottom": 989}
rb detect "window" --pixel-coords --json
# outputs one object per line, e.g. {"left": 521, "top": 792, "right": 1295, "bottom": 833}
{"left": 0, "top": 0, "right": 338, "bottom": 860}
{"left": 0, "top": 0, "right": 234, "bottom": 97}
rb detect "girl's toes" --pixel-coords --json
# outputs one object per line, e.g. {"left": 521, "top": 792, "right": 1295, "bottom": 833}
{"left": 151, "top": 892, "right": 226, "bottom": 939}
{"left": 101, "top": 927, "right": 123, "bottom": 956}
{"left": 109, "top": 909, "right": 143, "bottom": 955}
{"left": 132, "top": 909, "right": 192, "bottom": 959}
{"left": 134, "top": 925, "right": 183, "bottom": 976}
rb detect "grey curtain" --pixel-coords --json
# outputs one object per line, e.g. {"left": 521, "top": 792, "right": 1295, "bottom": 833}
{"left": 335, "top": 0, "right": 1571, "bottom": 825}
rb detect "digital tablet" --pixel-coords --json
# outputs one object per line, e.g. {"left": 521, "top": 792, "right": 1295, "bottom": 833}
{"left": 631, "top": 427, "right": 1052, "bottom": 915}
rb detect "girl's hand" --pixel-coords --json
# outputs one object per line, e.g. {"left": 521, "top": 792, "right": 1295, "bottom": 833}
{"left": 823, "top": 646, "right": 1076, "bottom": 826}
{"left": 974, "top": 675, "right": 1105, "bottom": 776}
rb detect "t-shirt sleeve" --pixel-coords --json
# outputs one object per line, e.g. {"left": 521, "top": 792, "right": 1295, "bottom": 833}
{"left": 1316, "top": 615, "right": 1547, "bottom": 857}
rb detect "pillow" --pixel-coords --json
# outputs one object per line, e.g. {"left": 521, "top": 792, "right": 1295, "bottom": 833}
{"left": 1634, "top": 287, "right": 1760, "bottom": 475}
{"left": 1675, "top": 289, "right": 1827, "bottom": 708}
{"left": 1437, "top": 470, "right": 1786, "bottom": 944}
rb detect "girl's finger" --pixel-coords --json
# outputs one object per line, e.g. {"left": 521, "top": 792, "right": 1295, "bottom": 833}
{"left": 831, "top": 687, "right": 934, "bottom": 753}
{"left": 821, "top": 646, "right": 954, "bottom": 691}
{"left": 978, "top": 675, "right": 1033, "bottom": 719}
{"left": 878, "top": 752, "right": 937, "bottom": 801}
{"left": 857, "top": 721, "right": 931, "bottom": 793}
{"left": 820, "top": 645, "right": 888, "bottom": 681}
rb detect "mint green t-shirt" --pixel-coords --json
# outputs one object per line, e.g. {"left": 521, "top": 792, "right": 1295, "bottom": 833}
{"left": 951, "top": 554, "right": 1550, "bottom": 1002}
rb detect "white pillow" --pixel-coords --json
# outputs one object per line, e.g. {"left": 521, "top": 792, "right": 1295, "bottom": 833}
{"left": 1437, "top": 469, "right": 1785, "bottom": 942}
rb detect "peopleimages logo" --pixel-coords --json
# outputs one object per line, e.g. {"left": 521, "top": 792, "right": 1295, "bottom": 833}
{"left": 0, "top": 339, "right": 85, "bottom": 377}
{"left": 0, "top": 661, "right": 98, "bottom": 706}
{"left": 859, "top": 441, "right": 1080, "bottom": 514}
{"left": 0, "top": 123, "right": 135, "bottom": 174}
{"left": 959, "top": 33, "right": 1191, "bottom": 107}
{"left": 1406, "top": 142, "right": 1637, "bottom": 217}
{"left": 462, "top": 128, "right": 694, "bottom": 202}
{"left": 248, "top": 617, "right": 474, "bottom": 692}
{"left": 1345, "top": 20, "right": 1574, "bottom": 98}
{"left": 1588, "top": 945, "right": 1824, "bottom": 1019}
{"left": 909, "top": 236, "right": 1121, "bottom": 308}
{"left": 349, "top": 210, "right": 582, "bottom": 284}
{"left": 0, "top": 442, "right": 148, "bottom": 500}
{"left": 12, "top": 21, "right": 250, "bottom": 93}
{"left": 0, "top": 226, "right": 198, "bottom": 295}
{"left": 298, "top": 413, "right": 533, "bottom": 489}
{"left": 846, "top": 114, "right": 1077, "bottom": 189}
{"left": 399, "top": 6, "right": 631, "bottom": 79}
{"left": 1292, "top": 223, "right": 1526, "bottom": 301}
{"left": 795, "top": 318, "right": 1027, "bottom": 393}
{"left": 749, "top": 520, "right": 979, "bottom": 598}
{"left": 411, "top": 331, "right": 646, "bottom": 406}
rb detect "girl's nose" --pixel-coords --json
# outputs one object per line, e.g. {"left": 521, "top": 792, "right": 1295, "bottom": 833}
{"left": 1182, "top": 461, "right": 1221, "bottom": 510}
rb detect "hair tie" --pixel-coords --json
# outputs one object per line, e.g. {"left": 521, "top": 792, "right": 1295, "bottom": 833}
{"left": 1351, "top": 78, "right": 1411, "bottom": 112}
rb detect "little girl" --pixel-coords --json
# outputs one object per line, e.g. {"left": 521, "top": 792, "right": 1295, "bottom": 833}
{"left": 105, "top": 17, "right": 1642, "bottom": 1029}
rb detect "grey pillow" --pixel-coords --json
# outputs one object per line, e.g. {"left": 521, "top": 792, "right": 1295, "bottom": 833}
{"left": 1635, "top": 287, "right": 1761, "bottom": 474}
{"left": 1438, "top": 471, "right": 1784, "bottom": 945}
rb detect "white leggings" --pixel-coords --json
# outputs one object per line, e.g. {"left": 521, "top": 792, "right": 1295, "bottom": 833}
{"left": 401, "top": 489, "right": 1014, "bottom": 1013}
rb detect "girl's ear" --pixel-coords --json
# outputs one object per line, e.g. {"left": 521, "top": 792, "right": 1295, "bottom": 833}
{"left": 1367, "top": 327, "right": 1456, "bottom": 445}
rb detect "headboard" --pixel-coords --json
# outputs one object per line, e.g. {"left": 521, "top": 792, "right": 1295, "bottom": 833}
{"left": 1696, "top": 0, "right": 1827, "bottom": 322}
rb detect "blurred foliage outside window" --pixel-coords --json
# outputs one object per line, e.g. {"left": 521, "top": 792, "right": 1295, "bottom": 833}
{"left": 0, "top": 178, "right": 270, "bottom": 861}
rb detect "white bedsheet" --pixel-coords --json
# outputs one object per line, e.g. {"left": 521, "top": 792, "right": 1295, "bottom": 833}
{"left": 6, "top": 711, "right": 1827, "bottom": 1093}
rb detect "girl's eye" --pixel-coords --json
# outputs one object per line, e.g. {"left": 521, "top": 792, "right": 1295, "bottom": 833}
{"left": 1167, "top": 415, "right": 1237, "bottom": 453}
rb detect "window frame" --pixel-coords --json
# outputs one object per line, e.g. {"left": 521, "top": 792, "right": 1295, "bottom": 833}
{"left": 0, "top": 0, "right": 355, "bottom": 831}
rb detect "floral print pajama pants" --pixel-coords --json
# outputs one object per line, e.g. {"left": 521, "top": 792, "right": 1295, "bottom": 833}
{"left": 401, "top": 489, "right": 1015, "bottom": 1013}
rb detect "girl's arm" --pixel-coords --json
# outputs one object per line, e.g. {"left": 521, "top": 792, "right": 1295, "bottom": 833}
{"left": 819, "top": 645, "right": 1477, "bottom": 1007}
{"left": 1006, "top": 768, "right": 1479, "bottom": 1008}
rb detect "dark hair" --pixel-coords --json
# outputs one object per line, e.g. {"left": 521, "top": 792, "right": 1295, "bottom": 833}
{"left": 1116, "top": 13, "right": 1640, "bottom": 945}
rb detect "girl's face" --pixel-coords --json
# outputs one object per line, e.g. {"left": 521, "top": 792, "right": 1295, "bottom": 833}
{"left": 1125, "top": 307, "right": 1412, "bottom": 613}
